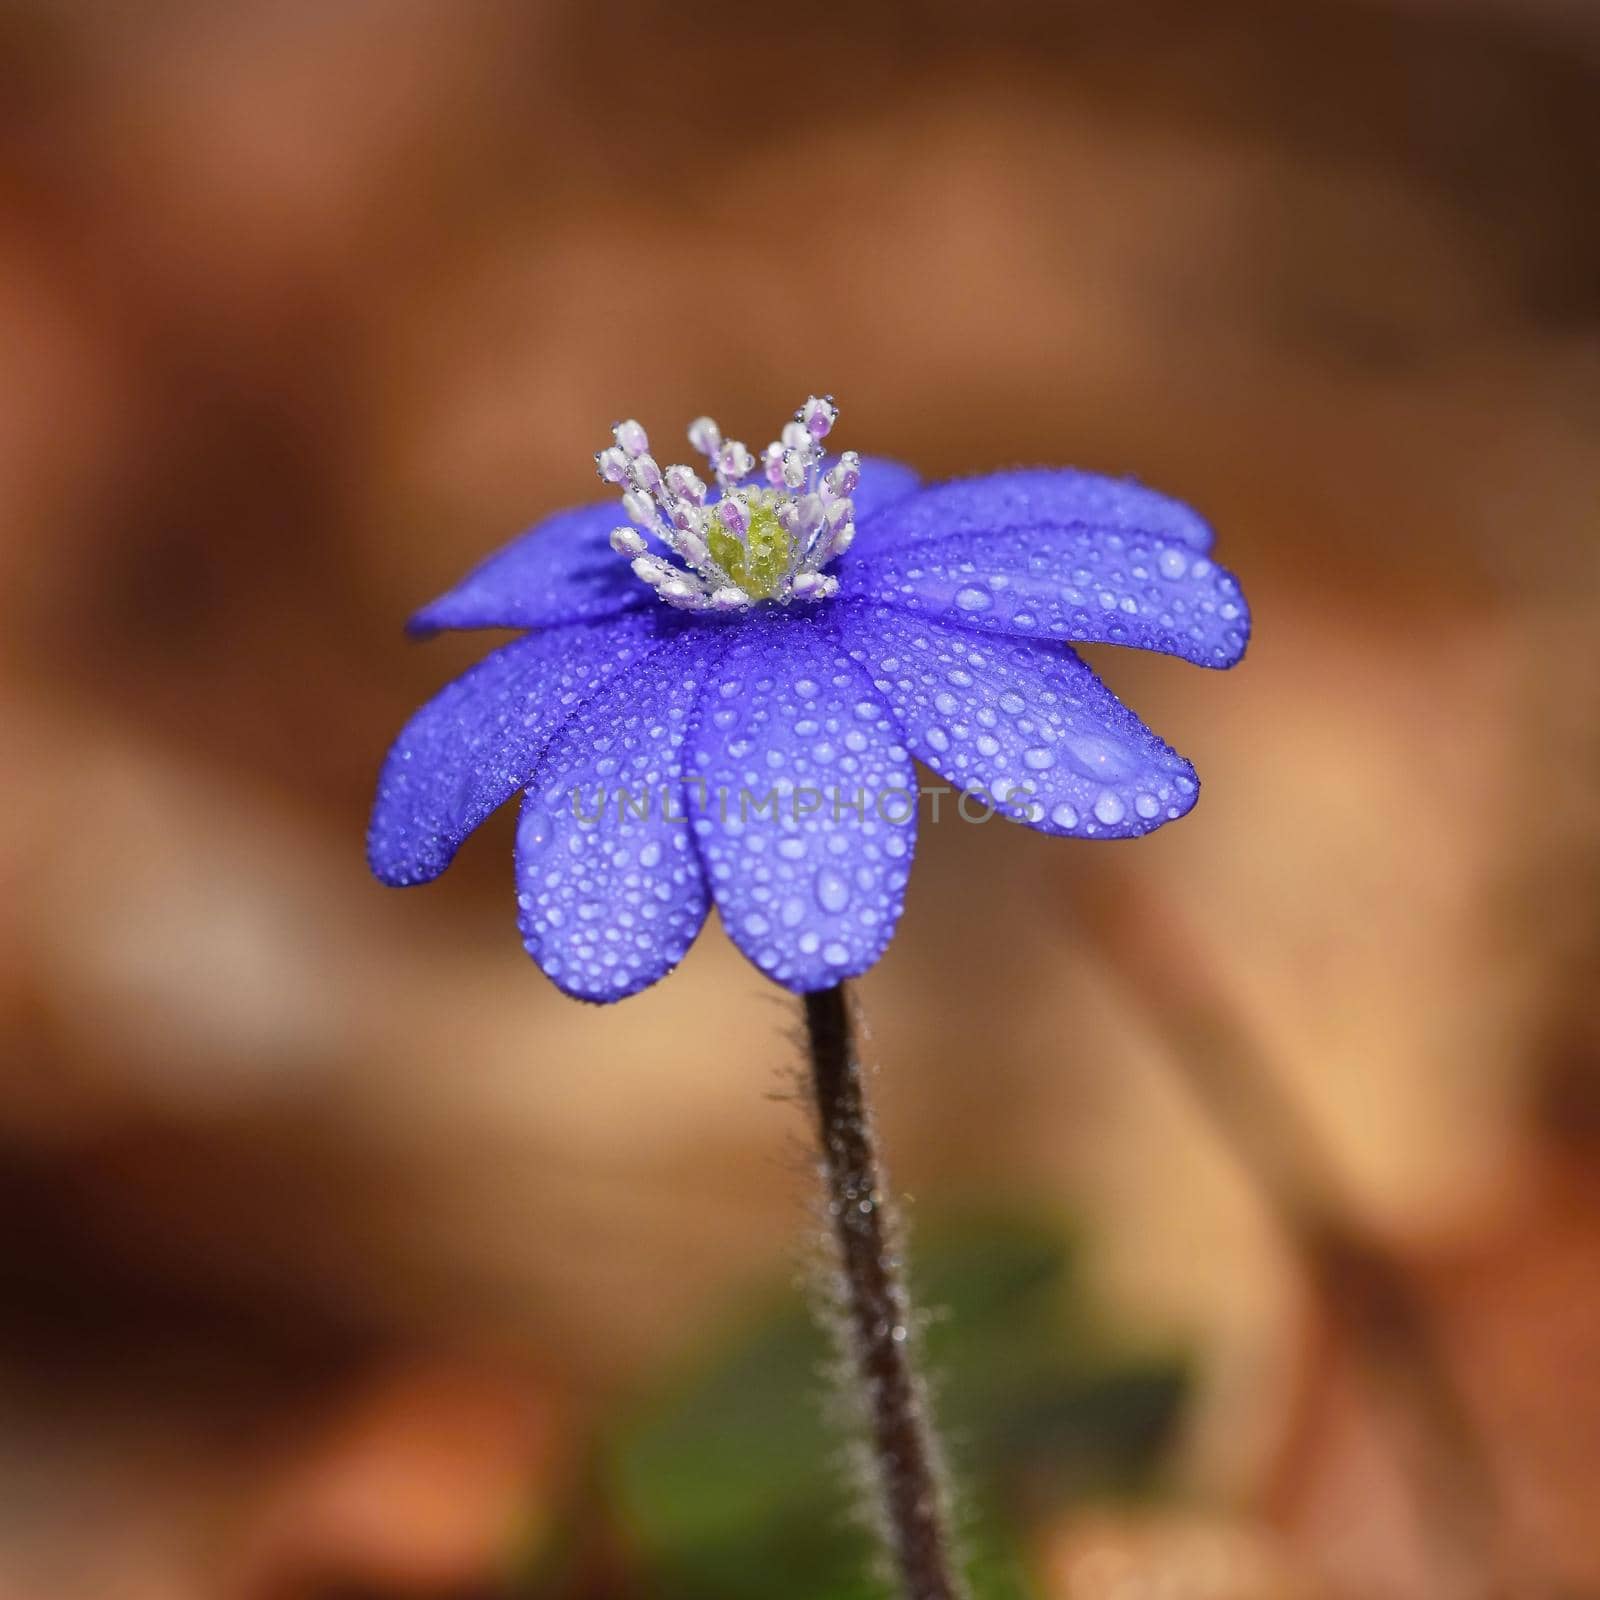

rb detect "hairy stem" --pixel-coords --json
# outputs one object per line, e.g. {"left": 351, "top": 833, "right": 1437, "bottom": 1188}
{"left": 802, "top": 983, "right": 965, "bottom": 1600}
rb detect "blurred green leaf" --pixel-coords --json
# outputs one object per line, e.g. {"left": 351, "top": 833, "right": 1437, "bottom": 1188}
{"left": 548, "top": 1212, "right": 1188, "bottom": 1599}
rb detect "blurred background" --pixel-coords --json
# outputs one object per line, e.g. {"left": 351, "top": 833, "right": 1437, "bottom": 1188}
{"left": 2, "top": 1, "right": 1598, "bottom": 1596}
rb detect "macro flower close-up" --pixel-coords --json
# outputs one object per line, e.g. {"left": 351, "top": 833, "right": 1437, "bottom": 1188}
{"left": 369, "top": 398, "right": 1250, "bottom": 999}
{"left": 7, "top": 7, "right": 1597, "bottom": 1599}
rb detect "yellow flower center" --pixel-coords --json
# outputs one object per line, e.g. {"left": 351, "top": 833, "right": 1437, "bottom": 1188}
{"left": 707, "top": 494, "right": 792, "bottom": 600}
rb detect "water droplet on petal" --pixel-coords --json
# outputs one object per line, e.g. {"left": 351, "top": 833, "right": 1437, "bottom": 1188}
{"left": 954, "top": 586, "right": 993, "bottom": 613}
{"left": 1093, "top": 792, "right": 1127, "bottom": 826}
{"left": 814, "top": 867, "right": 851, "bottom": 914}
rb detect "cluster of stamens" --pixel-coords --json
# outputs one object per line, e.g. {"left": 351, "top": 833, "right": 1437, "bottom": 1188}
{"left": 596, "top": 395, "right": 859, "bottom": 612}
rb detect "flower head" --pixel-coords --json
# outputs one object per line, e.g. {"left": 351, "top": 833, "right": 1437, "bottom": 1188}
{"left": 369, "top": 396, "right": 1249, "bottom": 1000}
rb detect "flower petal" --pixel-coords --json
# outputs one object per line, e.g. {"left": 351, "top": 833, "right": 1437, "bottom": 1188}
{"left": 853, "top": 468, "right": 1215, "bottom": 553}
{"left": 514, "top": 630, "right": 720, "bottom": 1002}
{"left": 847, "top": 525, "right": 1249, "bottom": 668}
{"left": 687, "top": 611, "right": 917, "bottom": 991}
{"left": 368, "top": 610, "right": 672, "bottom": 886}
{"left": 836, "top": 604, "right": 1199, "bottom": 838}
{"left": 848, "top": 455, "right": 922, "bottom": 525}
{"left": 408, "top": 503, "right": 646, "bottom": 636}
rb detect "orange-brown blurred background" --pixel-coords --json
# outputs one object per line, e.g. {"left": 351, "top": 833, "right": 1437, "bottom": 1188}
{"left": 3, "top": 2, "right": 1598, "bottom": 1597}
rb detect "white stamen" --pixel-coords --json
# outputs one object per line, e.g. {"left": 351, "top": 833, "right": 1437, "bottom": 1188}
{"left": 802, "top": 394, "right": 838, "bottom": 439}
{"left": 664, "top": 464, "right": 707, "bottom": 504}
{"left": 598, "top": 393, "right": 859, "bottom": 613}
{"left": 717, "top": 496, "right": 750, "bottom": 537}
{"left": 622, "top": 488, "right": 657, "bottom": 528}
{"left": 631, "top": 554, "right": 672, "bottom": 586}
{"left": 614, "top": 419, "right": 649, "bottom": 457}
{"left": 675, "top": 529, "right": 709, "bottom": 567}
{"left": 687, "top": 416, "right": 721, "bottom": 457}
{"left": 716, "top": 440, "right": 755, "bottom": 483}
{"left": 824, "top": 450, "right": 861, "bottom": 501}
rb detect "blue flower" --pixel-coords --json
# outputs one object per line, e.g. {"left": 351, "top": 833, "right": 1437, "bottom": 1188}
{"left": 369, "top": 397, "right": 1249, "bottom": 1001}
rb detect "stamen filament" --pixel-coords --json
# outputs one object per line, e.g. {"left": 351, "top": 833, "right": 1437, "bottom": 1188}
{"left": 597, "top": 395, "right": 855, "bottom": 613}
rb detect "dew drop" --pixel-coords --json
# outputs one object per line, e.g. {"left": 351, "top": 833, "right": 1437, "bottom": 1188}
{"left": 1093, "top": 792, "right": 1127, "bottom": 825}
{"left": 1050, "top": 802, "right": 1079, "bottom": 829}
{"left": 815, "top": 867, "right": 851, "bottom": 914}
{"left": 1135, "top": 793, "right": 1161, "bottom": 819}
{"left": 953, "top": 586, "right": 994, "bottom": 613}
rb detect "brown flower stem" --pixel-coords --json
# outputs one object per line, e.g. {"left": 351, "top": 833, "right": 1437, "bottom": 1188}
{"left": 802, "top": 983, "right": 965, "bottom": 1600}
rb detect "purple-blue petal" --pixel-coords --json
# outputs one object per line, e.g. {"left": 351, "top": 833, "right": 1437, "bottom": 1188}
{"left": 846, "top": 455, "right": 922, "bottom": 524}
{"left": 846, "top": 525, "right": 1249, "bottom": 668}
{"left": 852, "top": 467, "right": 1215, "bottom": 554}
{"left": 368, "top": 610, "right": 672, "bottom": 886}
{"left": 686, "top": 610, "right": 917, "bottom": 992}
{"left": 408, "top": 502, "right": 646, "bottom": 636}
{"left": 835, "top": 604, "right": 1199, "bottom": 838}
{"left": 514, "top": 629, "right": 722, "bottom": 1002}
